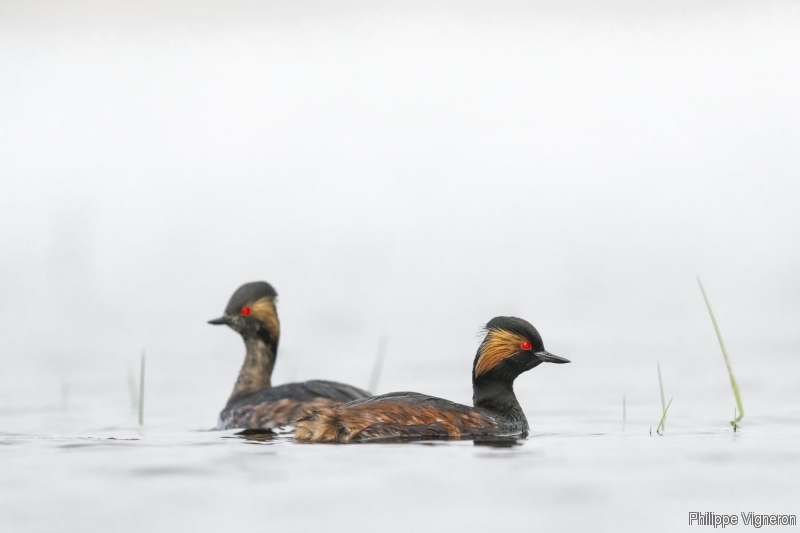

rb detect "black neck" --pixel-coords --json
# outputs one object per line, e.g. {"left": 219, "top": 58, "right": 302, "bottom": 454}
{"left": 227, "top": 332, "right": 277, "bottom": 404}
{"left": 472, "top": 371, "right": 528, "bottom": 432}
{"left": 473, "top": 377, "right": 523, "bottom": 414}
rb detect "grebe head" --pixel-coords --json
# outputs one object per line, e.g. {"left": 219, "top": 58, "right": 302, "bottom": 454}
{"left": 473, "top": 316, "right": 569, "bottom": 383}
{"left": 208, "top": 281, "right": 280, "bottom": 342}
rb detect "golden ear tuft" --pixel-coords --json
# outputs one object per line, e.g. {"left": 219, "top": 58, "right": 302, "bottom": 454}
{"left": 474, "top": 329, "right": 526, "bottom": 377}
{"left": 249, "top": 297, "right": 280, "bottom": 339}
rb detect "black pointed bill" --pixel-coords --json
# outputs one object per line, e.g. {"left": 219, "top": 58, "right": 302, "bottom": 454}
{"left": 535, "top": 351, "right": 570, "bottom": 364}
{"left": 208, "top": 316, "right": 232, "bottom": 326}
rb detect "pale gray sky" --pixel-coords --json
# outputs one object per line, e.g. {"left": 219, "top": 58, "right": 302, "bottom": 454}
{"left": 1, "top": 2, "right": 798, "bottom": 415}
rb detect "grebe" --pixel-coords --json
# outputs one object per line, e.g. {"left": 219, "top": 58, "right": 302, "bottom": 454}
{"left": 294, "top": 316, "right": 569, "bottom": 443}
{"left": 208, "top": 281, "right": 370, "bottom": 430}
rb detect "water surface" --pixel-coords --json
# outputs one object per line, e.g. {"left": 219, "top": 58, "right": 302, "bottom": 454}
{"left": 2, "top": 348, "right": 798, "bottom": 532}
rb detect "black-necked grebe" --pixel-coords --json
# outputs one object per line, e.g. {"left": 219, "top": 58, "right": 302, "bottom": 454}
{"left": 294, "top": 316, "right": 569, "bottom": 442}
{"left": 208, "top": 281, "right": 370, "bottom": 430}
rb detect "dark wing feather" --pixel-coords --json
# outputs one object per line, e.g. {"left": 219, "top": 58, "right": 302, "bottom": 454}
{"left": 300, "top": 380, "right": 371, "bottom": 402}
{"left": 219, "top": 380, "right": 371, "bottom": 430}
{"left": 344, "top": 392, "right": 481, "bottom": 414}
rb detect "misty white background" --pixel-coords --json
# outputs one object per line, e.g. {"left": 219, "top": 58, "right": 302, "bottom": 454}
{"left": 1, "top": 1, "right": 798, "bottom": 431}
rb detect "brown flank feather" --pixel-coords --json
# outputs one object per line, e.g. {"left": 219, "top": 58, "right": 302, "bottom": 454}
{"left": 474, "top": 328, "right": 526, "bottom": 378}
{"left": 293, "top": 402, "right": 496, "bottom": 443}
{"left": 228, "top": 397, "right": 339, "bottom": 429}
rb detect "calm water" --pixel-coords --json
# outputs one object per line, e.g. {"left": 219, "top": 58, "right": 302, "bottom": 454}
{"left": 2, "top": 346, "right": 798, "bottom": 533}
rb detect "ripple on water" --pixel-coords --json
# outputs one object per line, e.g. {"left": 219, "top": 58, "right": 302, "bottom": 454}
{"left": 129, "top": 466, "right": 212, "bottom": 477}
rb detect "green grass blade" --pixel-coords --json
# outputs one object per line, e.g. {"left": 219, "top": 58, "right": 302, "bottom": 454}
{"left": 657, "top": 363, "right": 666, "bottom": 430}
{"left": 367, "top": 337, "right": 388, "bottom": 394}
{"left": 697, "top": 277, "right": 744, "bottom": 425}
{"left": 138, "top": 350, "right": 146, "bottom": 426}
{"left": 656, "top": 397, "right": 673, "bottom": 435}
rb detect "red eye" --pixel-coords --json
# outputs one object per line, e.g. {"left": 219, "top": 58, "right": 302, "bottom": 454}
{"left": 520, "top": 341, "right": 532, "bottom": 350}
{"left": 241, "top": 306, "right": 251, "bottom": 316}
